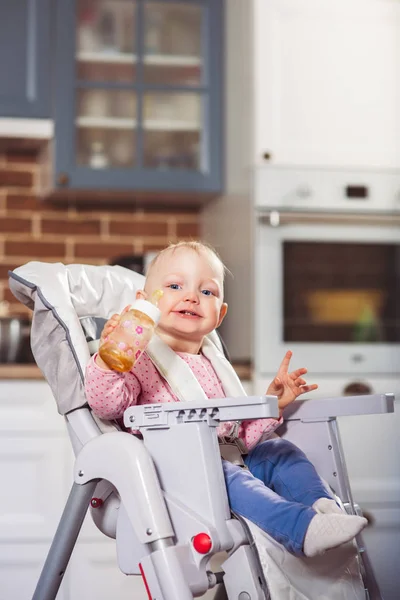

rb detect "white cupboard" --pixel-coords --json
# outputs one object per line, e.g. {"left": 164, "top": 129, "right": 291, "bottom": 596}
{"left": 253, "top": 0, "right": 400, "bottom": 168}
{"left": 0, "top": 380, "right": 148, "bottom": 600}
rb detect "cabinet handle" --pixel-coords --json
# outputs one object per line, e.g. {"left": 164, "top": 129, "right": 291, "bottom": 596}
{"left": 262, "top": 151, "right": 272, "bottom": 161}
{"left": 57, "top": 172, "right": 69, "bottom": 187}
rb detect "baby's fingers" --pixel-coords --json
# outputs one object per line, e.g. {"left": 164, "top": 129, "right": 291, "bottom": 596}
{"left": 107, "top": 315, "right": 120, "bottom": 328}
{"left": 298, "top": 383, "right": 318, "bottom": 395}
{"left": 290, "top": 367, "right": 307, "bottom": 380}
{"left": 102, "top": 324, "right": 116, "bottom": 336}
{"left": 101, "top": 314, "right": 120, "bottom": 338}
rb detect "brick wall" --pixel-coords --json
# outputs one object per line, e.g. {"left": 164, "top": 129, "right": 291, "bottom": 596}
{"left": 0, "top": 150, "right": 199, "bottom": 315}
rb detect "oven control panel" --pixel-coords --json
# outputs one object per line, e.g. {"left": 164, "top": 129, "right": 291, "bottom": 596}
{"left": 254, "top": 166, "right": 400, "bottom": 213}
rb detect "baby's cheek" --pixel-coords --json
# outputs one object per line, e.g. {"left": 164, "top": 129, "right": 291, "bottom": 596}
{"left": 157, "top": 314, "right": 167, "bottom": 328}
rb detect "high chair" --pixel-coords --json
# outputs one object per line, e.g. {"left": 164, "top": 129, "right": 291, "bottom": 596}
{"left": 8, "top": 261, "right": 395, "bottom": 600}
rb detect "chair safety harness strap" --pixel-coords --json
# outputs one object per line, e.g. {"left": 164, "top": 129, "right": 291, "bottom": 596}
{"left": 146, "top": 334, "right": 249, "bottom": 461}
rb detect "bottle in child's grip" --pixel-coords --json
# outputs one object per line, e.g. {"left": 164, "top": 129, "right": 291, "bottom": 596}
{"left": 99, "top": 290, "right": 163, "bottom": 372}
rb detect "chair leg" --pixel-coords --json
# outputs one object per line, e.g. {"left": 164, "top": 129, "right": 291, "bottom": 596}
{"left": 32, "top": 480, "right": 98, "bottom": 600}
{"left": 344, "top": 503, "right": 382, "bottom": 600}
{"left": 139, "top": 543, "right": 195, "bottom": 600}
{"left": 357, "top": 538, "right": 383, "bottom": 600}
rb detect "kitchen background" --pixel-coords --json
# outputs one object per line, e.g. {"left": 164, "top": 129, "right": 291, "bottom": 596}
{"left": 0, "top": 155, "right": 199, "bottom": 315}
{"left": 0, "top": 0, "right": 399, "bottom": 598}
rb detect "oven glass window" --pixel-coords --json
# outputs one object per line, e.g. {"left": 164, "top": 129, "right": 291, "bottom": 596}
{"left": 283, "top": 242, "right": 400, "bottom": 343}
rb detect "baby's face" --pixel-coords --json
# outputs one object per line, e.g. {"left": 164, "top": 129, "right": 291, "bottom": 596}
{"left": 143, "top": 248, "right": 227, "bottom": 344}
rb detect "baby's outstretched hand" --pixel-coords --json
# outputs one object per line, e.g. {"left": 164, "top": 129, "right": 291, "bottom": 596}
{"left": 266, "top": 350, "right": 318, "bottom": 414}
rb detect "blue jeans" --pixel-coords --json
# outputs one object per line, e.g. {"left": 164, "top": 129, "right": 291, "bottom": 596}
{"left": 222, "top": 438, "right": 332, "bottom": 555}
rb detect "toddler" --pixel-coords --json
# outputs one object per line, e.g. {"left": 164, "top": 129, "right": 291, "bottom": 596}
{"left": 85, "top": 241, "right": 367, "bottom": 557}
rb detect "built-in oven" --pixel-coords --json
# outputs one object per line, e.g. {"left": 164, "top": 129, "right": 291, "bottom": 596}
{"left": 253, "top": 167, "right": 400, "bottom": 398}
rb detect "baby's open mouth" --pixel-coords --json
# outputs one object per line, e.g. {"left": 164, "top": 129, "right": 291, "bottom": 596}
{"left": 178, "top": 310, "right": 200, "bottom": 317}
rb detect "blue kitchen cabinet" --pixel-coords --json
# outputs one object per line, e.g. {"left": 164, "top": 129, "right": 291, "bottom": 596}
{"left": 0, "top": 0, "right": 51, "bottom": 118}
{"left": 53, "top": 0, "right": 223, "bottom": 196}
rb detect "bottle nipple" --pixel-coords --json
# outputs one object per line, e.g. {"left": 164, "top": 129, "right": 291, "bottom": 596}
{"left": 150, "top": 289, "right": 163, "bottom": 307}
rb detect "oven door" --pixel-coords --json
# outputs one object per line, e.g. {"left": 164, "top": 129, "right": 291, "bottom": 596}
{"left": 255, "top": 214, "right": 400, "bottom": 375}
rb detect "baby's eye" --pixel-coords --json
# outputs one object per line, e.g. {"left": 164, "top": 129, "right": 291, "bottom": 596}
{"left": 168, "top": 283, "right": 181, "bottom": 290}
{"left": 201, "top": 289, "right": 214, "bottom": 296}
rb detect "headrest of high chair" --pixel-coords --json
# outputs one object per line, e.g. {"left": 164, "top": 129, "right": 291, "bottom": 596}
{"left": 8, "top": 262, "right": 145, "bottom": 415}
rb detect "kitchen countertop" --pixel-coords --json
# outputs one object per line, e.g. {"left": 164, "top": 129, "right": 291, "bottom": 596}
{"left": 0, "top": 362, "right": 253, "bottom": 381}
{"left": 0, "top": 364, "right": 44, "bottom": 379}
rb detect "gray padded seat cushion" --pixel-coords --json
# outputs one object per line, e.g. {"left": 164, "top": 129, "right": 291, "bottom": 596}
{"left": 9, "top": 262, "right": 145, "bottom": 415}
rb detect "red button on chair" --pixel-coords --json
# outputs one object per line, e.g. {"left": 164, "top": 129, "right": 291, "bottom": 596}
{"left": 192, "top": 532, "right": 212, "bottom": 554}
{"left": 90, "top": 497, "right": 103, "bottom": 509}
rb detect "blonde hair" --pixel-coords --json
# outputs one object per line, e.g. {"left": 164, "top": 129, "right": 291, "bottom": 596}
{"left": 145, "top": 240, "right": 229, "bottom": 281}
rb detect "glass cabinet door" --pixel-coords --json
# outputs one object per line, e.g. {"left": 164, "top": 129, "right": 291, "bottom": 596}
{"left": 65, "top": 0, "right": 219, "bottom": 189}
{"left": 142, "top": 91, "right": 201, "bottom": 169}
{"left": 141, "top": 1, "right": 204, "bottom": 172}
{"left": 76, "top": 0, "right": 137, "bottom": 82}
{"left": 76, "top": 88, "right": 137, "bottom": 168}
{"left": 143, "top": 2, "right": 202, "bottom": 85}
{"left": 76, "top": 0, "right": 138, "bottom": 169}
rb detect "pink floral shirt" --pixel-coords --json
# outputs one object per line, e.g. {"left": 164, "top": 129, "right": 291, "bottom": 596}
{"left": 85, "top": 351, "right": 282, "bottom": 451}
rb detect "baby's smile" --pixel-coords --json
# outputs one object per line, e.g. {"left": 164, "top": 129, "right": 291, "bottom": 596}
{"left": 174, "top": 309, "right": 202, "bottom": 318}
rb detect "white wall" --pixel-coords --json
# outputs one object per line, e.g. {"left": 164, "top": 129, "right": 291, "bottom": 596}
{"left": 202, "top": 0, "right": 254, "bottom": 361}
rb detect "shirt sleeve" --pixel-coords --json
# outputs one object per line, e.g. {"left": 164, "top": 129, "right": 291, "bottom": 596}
{"left": 216, "top": 422, "right": 236, "bottom": 438}
{"left": 237, "top": 417, "right": 284, "bottom": 451}
{"left": 85, "top": 354, "right": 142, "bottom": 420}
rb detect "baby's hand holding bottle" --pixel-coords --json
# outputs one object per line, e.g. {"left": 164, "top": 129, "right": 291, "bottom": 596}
{"left": 100, "top": 306, "right": 130, "bottom": 344}
{"left": 98, "top": 294, "right": 162, "bottom": 372}
{"left": 95, "top": 307, "right": 130, "bottom": 370}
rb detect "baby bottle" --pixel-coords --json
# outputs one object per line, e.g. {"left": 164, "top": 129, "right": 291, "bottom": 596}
{"left": 99, "top": 296, "right": 161, "bottom": 372}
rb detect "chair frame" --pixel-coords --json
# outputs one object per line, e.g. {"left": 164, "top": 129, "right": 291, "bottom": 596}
{"left": 30, "top": 393, "right": 394, "bottom": 600}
